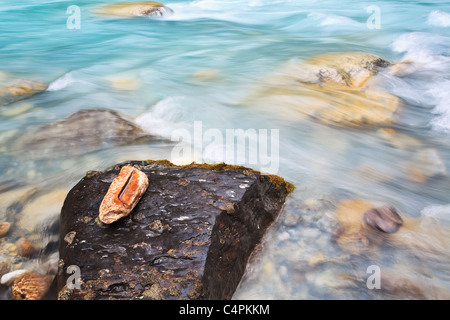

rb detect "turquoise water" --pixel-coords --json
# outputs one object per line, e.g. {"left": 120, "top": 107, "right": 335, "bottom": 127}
{"left": 1, "top": 0, "right": 450, "bottom": 299}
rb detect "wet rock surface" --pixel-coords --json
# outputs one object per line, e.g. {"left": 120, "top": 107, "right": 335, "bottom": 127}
{"left": 57, "top": 160, "right": 293, "bottom": 300}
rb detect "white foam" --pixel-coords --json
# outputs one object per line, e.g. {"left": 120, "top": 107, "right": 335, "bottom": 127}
{"left": 165, "top": 0, "right": 251, "bottom": 23}
{"left": 47, "top": 72, "right": 77, "bottom": 91}
{"left": 165, "top": 0, "right": 299, "bottom": 24}
{"left": 421, "top": 204, "right": 450, "bottom": 222}
{"left": 135, "top": 96, "right": 190, "bottom": 139}
{"left": 428, "top": 10, "right": 450, "bottom": 27}
{"left": 392, "top": 32, "right": 450, "bottom": 65}
{"left": 428, "top": 80, "right": 450, "bottom": 132}
{"left": 0, "top": 269, "right": 27, "bottom": 286}
{"left": 391, "top": 32, "right": 450, "bottom": 132}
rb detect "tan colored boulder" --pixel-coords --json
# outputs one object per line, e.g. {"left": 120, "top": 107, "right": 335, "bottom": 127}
{"left": 0, "top": 80, "right": 47, "bottom": 106}
{"left": 301, "top": 51, "right": 391, "bottom": 88}
{"left": 389, "top": 216, "right": 450, "bottom": 258}
{"left": 334, "top": 200, "right": 380, "bottom": 254}
{"left": 375, "top": 128, "right": 423, "bottom": 150}
{"left": 245, "top": 52, "right": 402, "bottom": 127}
{"left": 97, "top": 1, "right": 173, "bottom": 18}
{"left": 0, "top": 222, "right": 10, "bottom": 238}
{"left": 310, "top": 87, "right": 401, "bottom": 126}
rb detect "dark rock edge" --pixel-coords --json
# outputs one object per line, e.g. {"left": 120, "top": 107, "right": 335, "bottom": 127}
{"left": 56, "top": 159, "right": 295, "bottom": 300}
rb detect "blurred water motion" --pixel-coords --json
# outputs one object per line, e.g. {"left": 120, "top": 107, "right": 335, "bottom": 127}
{"left": 1, "top": 0, "right": 450, "bottom": 300}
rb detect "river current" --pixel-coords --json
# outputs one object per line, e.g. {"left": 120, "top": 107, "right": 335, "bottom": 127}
{"left": 1, "top": 0, "right": 450, "bottom": 299}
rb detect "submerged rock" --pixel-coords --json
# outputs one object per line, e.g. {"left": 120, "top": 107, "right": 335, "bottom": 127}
{"left": 379, "top": 269, "right": 450, "bottom": 300}
{"left": 407, "top": 148, "right": 447, "bottom": 182}
{"left": 299, "top": 51, "right": 391, "bottom": 88}
{"left": 376, "top": 128, "right": 423, "bottom": 150}
{"left": 0, "top": 222, "right": 10, "bottom": 238}
{"left": 15, "top": 238, "right": 35, "bottom": 258}
{"left": 247, "top": 51, "right": 402, "bottom": 127}
{"left": 309, "top": 87, "right": 401, "bottom": 126}
{"left": 97, "top": 1, "right": 174, "bottom": 18}
{"left": 57, "top": 160, "right": 294, "bottom": 300}
{"left": 334, "top": 199, "right": 450, "bottom": 262}
{"left": 389, "top": 215, "right": 450, "bottom": 259}
{"left": 334, "top": 200, "right": 376, "bottom": 254}
{"left": 10, "top": 108, "right": 156, "bottom": 159}
{"left": 0, "top": 80, "right": 47, "bottom": 107}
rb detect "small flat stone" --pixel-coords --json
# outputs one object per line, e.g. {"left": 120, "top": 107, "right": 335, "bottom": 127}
{"left": 15, "top": 238, "right": 35, "bottom": 257}
{"left": 364, "top": 205, "right": 404, "bottom": 233}
{"left": 0, "top": 222, "right": 10, "bottom": 237}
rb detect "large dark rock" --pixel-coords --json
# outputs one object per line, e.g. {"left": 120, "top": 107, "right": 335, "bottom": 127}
{"left": 57, "top": 160, "right": 294, "bottom": 300}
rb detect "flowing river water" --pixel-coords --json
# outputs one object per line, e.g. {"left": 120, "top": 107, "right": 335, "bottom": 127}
{"left": 1, "top": 0, "right": 450, "bottom": 299}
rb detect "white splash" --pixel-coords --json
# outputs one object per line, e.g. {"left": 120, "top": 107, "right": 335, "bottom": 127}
{"left": 421, "top": 204, "right": 450, "bottom": 223}
{"left": 47, "top": 72, "right": 77, "bottom": 91}
{"left": 392, "top": 32, "right": 450, "bottom": 132}
{"left": 428, "top": 10, "right": 450, "bottom": 27}
{"left": 135, "top": 96, "right": 190, "bottom": 139}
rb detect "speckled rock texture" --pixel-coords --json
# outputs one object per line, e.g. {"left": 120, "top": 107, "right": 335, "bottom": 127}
{"left": 57, "top": 160, "right": 294, "bottom": 300}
